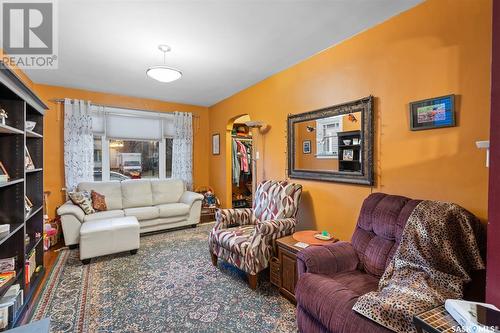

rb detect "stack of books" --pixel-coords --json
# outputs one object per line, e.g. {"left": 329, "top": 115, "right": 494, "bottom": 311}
{"left": 25, "top": 250, "right": 36, "bottom": 284}
{"left": 0, "top": 284, "right": 23, "bottom": 329}
{"left": 0, "top": 257, "right": 16, "bottom": 289}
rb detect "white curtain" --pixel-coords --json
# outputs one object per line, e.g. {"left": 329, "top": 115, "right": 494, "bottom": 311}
{"left": 64, "top": 99, "right": 94, "bottom": 191}
{"left": 172, "top": 112, "right": 193, "bottom": 190}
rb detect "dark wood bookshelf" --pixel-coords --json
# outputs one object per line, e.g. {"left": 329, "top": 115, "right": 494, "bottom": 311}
{"left": 338, "top": 130, "right": 362, "bottom": 172}
{"left": 0, "top": 60, "right": 47, "bottom": 329}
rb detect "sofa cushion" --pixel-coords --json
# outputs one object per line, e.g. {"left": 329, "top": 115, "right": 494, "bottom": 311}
{"left": 151, "top": 179, "right": 185, "bottom": 205}
{"left": 295, "top": 271, "right": 379, "bottom": 333}
{"left": 91, "top": 190, "right": 107, "bottom": 211}
{"left": 83, "top": 209, "right": 125, "bottom": 222}
{"left": 78, "top": 181, "right": 123, "bottom": 210}
{"left": 121, "top": 180, "right": 153, "bottom": 208}
{"left": 157, "top": 203, "right": 190, "bottom": 217}
{"left": 68, "top": 191, "right": 95, "bottom": 215}
{"left": 210, "top": 226, "right": 255, "bottom": 256}
{"left": 124, "top": 206, "right": 160, "bottom": 221}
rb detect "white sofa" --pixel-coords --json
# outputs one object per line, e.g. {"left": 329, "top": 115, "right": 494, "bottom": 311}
{"left": 57, "top": 179, "right": 204, "bottom": 247}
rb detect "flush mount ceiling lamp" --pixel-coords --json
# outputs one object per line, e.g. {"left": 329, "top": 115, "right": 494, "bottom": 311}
{"left": 146, "top": 45, "right": 182, "bottom": 83}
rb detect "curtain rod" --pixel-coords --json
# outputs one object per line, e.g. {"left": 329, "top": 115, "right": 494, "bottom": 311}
{"left": 49, "top": 98, "right": 200, "bottom": 119}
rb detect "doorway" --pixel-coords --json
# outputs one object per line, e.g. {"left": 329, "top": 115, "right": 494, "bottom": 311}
{"left": 228, "top": 115, "right": 253, "bottom": 208}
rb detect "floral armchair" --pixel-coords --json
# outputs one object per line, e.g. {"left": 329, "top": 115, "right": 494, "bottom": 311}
{"left": 208, "top": 180, "right": 302, "bottom": 289}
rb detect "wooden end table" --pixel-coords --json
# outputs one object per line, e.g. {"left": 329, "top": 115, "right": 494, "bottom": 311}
{"left": 273, "top": 231, "right": 337, "bottom": 304}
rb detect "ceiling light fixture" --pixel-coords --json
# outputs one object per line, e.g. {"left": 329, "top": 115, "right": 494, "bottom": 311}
{"left": 146, "top": 45, "right": 182, "bottom": 83}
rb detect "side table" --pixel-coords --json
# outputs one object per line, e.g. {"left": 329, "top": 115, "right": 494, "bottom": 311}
{"left": 273, "top": 230, "right": 337, "bottom": 304}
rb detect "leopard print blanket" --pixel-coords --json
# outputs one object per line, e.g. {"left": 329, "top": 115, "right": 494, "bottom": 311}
{"left": 352, "top": 200, "right": 485, "bottom": 333}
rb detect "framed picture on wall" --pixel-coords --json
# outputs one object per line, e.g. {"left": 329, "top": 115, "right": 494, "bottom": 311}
{"left": 409, "top": 94, "right": 455, "bottom": 131}
{"left": 303, "top": 140, "right": 311, "bottom": 154}
{"left": 212, "top": 133, "right": 220, "bottom": 155}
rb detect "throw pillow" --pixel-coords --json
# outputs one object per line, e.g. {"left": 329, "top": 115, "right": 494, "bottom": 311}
{"left": 91, "top": 190, "right": 107, "bottom": 211}
{"left": 68, "top": 191, "right": 95, "bottom": 215}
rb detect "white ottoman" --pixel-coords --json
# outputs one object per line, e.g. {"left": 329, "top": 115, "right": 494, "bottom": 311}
{"left": 79, "top": 216, "right": 140, "bottom": 264}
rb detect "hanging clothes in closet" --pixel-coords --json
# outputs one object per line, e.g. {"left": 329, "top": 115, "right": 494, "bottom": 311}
{"left": 232, "top": 138, "right": 252, "bottom": 185}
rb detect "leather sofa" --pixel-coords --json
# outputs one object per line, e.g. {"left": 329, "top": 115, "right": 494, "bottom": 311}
{"left": 57, "top": 179, "right": 204, "bottom": 247}
{"left": 294, "top": 193, "right": 485, "bottom": 333}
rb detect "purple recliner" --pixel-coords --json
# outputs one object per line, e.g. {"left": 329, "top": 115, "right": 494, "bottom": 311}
{"left": 295, "top": 193, "right": 422, "bottom": 333}
{"left": 295, "top": 192, "right": 485, "bottom": 333}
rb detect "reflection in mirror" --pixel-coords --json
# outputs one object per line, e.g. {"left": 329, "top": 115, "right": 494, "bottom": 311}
{"left": 294, "top": 111, "right": 362, "bottom": 172}
{"left": 287, "top": 96, "right": 373, "bottom": 185}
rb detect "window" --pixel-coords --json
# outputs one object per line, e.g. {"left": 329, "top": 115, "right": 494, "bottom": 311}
{"left": 91, "top": 106, "right": 176, "bottom": 181}
{"left": 109, "top": 139, "right": 159, "bottom": 179}
{"left": 316, "top": 116, "right": 343, "bottom": 159}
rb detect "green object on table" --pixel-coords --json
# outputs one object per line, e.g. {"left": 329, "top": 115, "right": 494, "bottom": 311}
{"left": 322, "top": 230, "right": 328, "bottom": 236}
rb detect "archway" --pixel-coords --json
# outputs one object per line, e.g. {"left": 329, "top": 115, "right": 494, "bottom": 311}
{"left": 225, "top": 114, "right": 252, "bottom": 208}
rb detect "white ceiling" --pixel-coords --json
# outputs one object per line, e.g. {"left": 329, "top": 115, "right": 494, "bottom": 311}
{"left": 26, "top": 0, "right": 422, "bottom": 107}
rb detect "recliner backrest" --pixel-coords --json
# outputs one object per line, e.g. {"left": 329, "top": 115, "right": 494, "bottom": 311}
{"left": 252, "top": 180, "right": 303, "bottom": 221}
{"left": 351, "top": 193, "right": 421, "bottom": 277}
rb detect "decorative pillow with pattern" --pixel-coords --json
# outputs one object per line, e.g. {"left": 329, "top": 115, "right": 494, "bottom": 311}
{"left": 68, "top": 191, "right": 95, "bottom": 215}
{"left": 91, "top": 190, "right": 107, "bottom": 211}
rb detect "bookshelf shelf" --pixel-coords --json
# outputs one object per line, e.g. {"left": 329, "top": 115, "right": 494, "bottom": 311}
{"left": 0, "top": 60, "right": 47, "bottom": 329}
{"left": 0, "top": 124, "right": 24, "bottom": 135}
{"left": 0, "top": 179, "right": 23, "bottom": 189}
{"left": 25, "top": 168, "right": 43, "bottom": 174}
{"left": 0, "top": 271, "right": 23, "bottom": 300}
{"left": 25, "top": 206, "right": 43, "bottom": 222}
{"left": 0, "top": 224, "right": 24, "bottom": 247}
{"left": 26, "top": 130, "right": 43, "bottom": 138}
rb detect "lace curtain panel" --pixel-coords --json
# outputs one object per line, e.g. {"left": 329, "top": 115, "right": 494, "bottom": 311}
{"left": 172, "top": 111, "right": 193, "bottom": 190}
{"left": 64, "top": 99, "right": 94, "bottom": 191}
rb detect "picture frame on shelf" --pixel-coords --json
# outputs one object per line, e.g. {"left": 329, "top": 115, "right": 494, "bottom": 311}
{"left": 342, "top": 149, "right": 354, "bottom": 161}
{"left": 0, "top": 162, "right": 9, "bottom": 182}
{"left": 212, "top": 133, "right": 220, "bottom": 155}
{"left": 303, "top": 140, "right": 311, "bottom": 154}
{"left": 409, "top": 94, "right": 455, "bottom": 131}
{"left": 25, "top": 196, "right": 34, "bottom": 213}
{"left": 25, "top": 146, "right": 35, "bottom": 170}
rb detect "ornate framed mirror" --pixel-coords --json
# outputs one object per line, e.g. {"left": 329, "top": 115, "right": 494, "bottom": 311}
{"left": 287, "top": 96, "right": 374, "bottom": 185}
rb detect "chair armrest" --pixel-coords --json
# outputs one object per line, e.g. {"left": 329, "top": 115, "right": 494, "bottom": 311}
{"left": 56, "top": 201, "right": 85, "bottom": 222}
{"left": 214, "top": 208, "right": 254, "bottom": 231}
{"left": 179, "top": 191, "right": 204, "bottom": 206}
{"left": 296, "top": 241, "right": 359, "bottom": 278}
{"left": 255, "top": 218, "right": 297, "bottom": 237}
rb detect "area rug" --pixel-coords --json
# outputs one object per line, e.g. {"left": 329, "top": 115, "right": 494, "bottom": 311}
{"left": 29, "top": 224, "right": 297, "bottom": 332}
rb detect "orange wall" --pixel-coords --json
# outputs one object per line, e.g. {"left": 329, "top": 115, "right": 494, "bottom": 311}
{"left": 209, "top": 0, "right": 492, "bottom": 240}
{"left": 33, "top": 84, "right": 210, "bottom": 218}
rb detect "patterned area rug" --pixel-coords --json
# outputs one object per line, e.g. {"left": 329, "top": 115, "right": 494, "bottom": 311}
{"left": 30, "top": 224, "right": 297, "bottom": 332}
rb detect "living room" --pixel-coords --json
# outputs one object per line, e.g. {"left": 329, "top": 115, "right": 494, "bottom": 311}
{"left": 0, "top": 0, "right": 498, "bottom": 332}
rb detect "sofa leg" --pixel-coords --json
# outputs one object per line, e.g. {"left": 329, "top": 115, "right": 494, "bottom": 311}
{"left": 211, "top": 252, "right": 218, "bottom": 266}
{"left": 248, "top": 273, "right": 258, "bottom": 290}
{"left": 130, "top": 249, "right": 138, "bottom": 255}
{"left": 191, "top": 224, "right": 197, "bottom": 228}
{"left": 81, "top": 259, "right": 90, "bottom": 265}
{"left": 69, "top": 244, "right": 78, "bottom": 250}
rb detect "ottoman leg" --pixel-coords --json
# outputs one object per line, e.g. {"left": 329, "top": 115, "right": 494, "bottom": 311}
{"left": 69, "top": 244, "right": 79, "bottom": 250}
{"left": 211, "top": 252, "right": 218, "bottom": 266}
{"left": 130, "top": 249, "right": 138, "bottom": 255}
{"left": 82, "top": 259, "right": 90, "bottom": 265}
